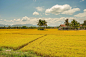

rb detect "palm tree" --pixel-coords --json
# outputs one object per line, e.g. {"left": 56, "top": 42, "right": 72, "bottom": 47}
{"left": 42, "top": 20, "right": 47, "bottom": 28}
{"left": 71, "top": 19, "right": 80, "bottom": 30}
{"left": 82, "top": 20, "right": 86, "bottom": 29}
{"left": 64, "top": 19, "right": 69, "bottom": 30}
{"left": 37, "top": 19, "right": 47, "bottom": 30}
{"left": 65, "top": 19, "right": 69, "bottom": 26}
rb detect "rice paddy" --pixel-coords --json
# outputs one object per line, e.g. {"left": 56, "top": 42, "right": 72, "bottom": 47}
{"left": 0, "top": 29, "right": 86, "bottom": 57}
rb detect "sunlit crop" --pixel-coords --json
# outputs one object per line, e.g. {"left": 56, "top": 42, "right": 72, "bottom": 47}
{"left": 21, "top": 35, "right": 86, "bottom": 57}
{"left": 0, "top": 29, "right": 43, "bottom": 49}
{"left": 0, "top": 29, "right": 86, "bottom": 56}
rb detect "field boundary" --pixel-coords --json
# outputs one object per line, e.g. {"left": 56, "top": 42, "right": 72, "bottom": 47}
{"left": 1, "top": 34, "right": 47, "bottom": 51}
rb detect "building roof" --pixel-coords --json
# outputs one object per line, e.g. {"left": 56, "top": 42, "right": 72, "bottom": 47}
{"left": 60, "top": 24, "right": 66, "bottom": 27}
{"left": 80, "top": 25, "right": 82, "bottom": 27}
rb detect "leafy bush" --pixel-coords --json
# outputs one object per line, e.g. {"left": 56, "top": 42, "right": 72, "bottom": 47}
{"left": 0, "top": 47, "right": 3, "bottom": 51}
{"left": 22, "top": 26, "right": 28, "bottom": 29}
{"left": 38, "top": 27, "right": 44, "bottom": 30}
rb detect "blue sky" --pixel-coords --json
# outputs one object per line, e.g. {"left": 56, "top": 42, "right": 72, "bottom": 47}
{"left": 0, "top": 0, "right": 86, "bottom": 26}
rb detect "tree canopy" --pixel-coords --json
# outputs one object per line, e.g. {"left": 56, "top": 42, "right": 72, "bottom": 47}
{"left": 70, "top": 19, "right": 80, "bottom": 29}
{"left": 83, "top": 20, "right": 86, "bottom": 26}
{"left": 37, "top": 19, "right": 47, "bottom": 27}
{"left": 37, "top": 19, "right": 47, "bottom": 30}
{"left": 64, "top": 19, "right": 69, "bottom": 26}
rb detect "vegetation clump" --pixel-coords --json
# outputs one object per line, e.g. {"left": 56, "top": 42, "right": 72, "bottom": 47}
{"left": 0, "top": 48, "right": 41, "bottom": 57}
{"left": 37, "top": 19, "right": 47, "bottom": 30}
{"left": 0, "top": 47, "right": 3, "bottom": 51}
{"left": 59, "top": 19, "right": 86, "bottom": 30}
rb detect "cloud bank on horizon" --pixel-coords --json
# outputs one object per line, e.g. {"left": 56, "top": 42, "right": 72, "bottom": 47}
{"left": 0, "top": 0, "right": 86, "bottom": 26}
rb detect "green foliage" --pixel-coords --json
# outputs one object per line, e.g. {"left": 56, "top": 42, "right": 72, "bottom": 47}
{"left": 0, "top": 49, "right": 41, "bottom": 57}
{"left": 0, "top": 47, "right": 3, "bottom": 51}
{"left": 22, "top": 26, "right": 28, "bottom": 29}
{"left": 37, "top": 19, "right": 47, "bottom": 30}
{"left": 29, "top": 26, "right": 36, "bottom": 29}
{"left": 65, "top": 19, "right": 69, "bottom": 26}
{"left": 37, "top": 19, "right": 47, "bottom": 27}
{"left": 83, "top": 20, "right": 86, "bottom": 26}
{"left": 8, "top": 26, "right": 11, "bottom": 29}
{"left": 70, "top": 19, "right": 80, "bottom": 29}
{"left": 38, "top": 27, "right": 44, "bottom": 30}
{"left": 46, "top": 26, "right": 51, "bottom": 29}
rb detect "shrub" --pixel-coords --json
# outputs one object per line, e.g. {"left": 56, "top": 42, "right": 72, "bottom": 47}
{"left": 38, "top": 27, "right": 44, "bottom": 30}
{"left": 0, "top": 47, "right": 3, "bottom": 51}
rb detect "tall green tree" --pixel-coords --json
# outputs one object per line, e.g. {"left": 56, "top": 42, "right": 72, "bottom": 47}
{"left": 37, "top": 19, "right": 47, "bottom": 30}
{"left": 82, "top": 20, "right": 86, "bottom": 29}
{"left": 71, "top": 19, "right": 80, "bottom": 29}
{"left": 64, "top": 19, "right": 69, "bottom": 26}
{"left": 64, "top": 19, "right": 70, "bottom": 30}
{"left": 83, "top": 20, "right": 86, "bottom": 25}
{"left": 8, "top": 26, "right": 11, "bottom": 29}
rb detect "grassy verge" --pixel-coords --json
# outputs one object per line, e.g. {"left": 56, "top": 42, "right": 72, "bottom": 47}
{"left": 0, "top": 47, "right": 42, "bottom": 57}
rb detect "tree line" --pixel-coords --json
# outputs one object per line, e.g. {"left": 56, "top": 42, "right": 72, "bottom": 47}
{"left": 0, "top": 26, "right": 57, "bottom": 29}
{"left": 0, "top": 26, "right": 36, "bottom": 29}
{"left": 0, "top": 19, "right": 86, "bottom": 30}
{"left": 63, "top": 19, "right": 86, "bottom": 30}
{"left": 37, "top": 19, "right": 86, "bottom": 30}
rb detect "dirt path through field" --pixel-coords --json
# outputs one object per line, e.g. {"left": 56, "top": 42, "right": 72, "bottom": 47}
{"left": 13, "top": 34, "right": 47, "bottom": 50}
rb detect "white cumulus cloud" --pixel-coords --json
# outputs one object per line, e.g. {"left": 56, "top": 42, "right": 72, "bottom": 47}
{"left": 45, "top": 13, "right": 50, "bottom": 15}
{"left": 80, "top": 0, "right": 84, "bottom": 2}
{"left": 45, "top": 4, "right": 72, "bottom": 15}
{"left": 0, "top": 16, "right": 86, "bottom": 26}
{"left": 22, "top": 16, "right": 30, "bottom": 21}
{"left": 84, "top": 9, "right": 86, "bottom": 12}
{"left": 74, "top": 9, "right": 86, "bottom": 17}
{"left": 36, "top": 7, "right": 44, "bottom": 11}
{"left": 45, "top": 4, "right": 80, "bottom": 15}
{"left": 62, "top": 8, "right": 80, "bottom": 15}
{"left": 16, "top": 19, "right": 21, "bottom": 22}
{"left": 33, "top": 11, "right": 39, "bottom": 15}
{"left": 33, "top": 0, "right": 36, "bottom": 2}
{"left": 0, "top": 19, "right": 2, "bottom": 20}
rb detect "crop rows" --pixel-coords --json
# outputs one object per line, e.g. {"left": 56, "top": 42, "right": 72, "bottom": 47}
{"left": 21, "top": 35, "right": 86, "bottom": 57}
{"left": 0, "top": 33, "right": 44, "bottom": 50}
{"left": 0, "top": 29, "right": 86, "bottom": 57}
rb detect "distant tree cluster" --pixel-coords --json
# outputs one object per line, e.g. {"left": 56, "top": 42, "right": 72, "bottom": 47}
{"left": 0, "top": 26, "right": 37, "bottom": 29}
{"left": 0, "top": 19, "right": 86, "bottom": 30}
{"left": 59, "top": 19, "right": 86, "bottom": 30}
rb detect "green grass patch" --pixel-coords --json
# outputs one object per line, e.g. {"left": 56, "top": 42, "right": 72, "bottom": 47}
{"left": 0, "top": 47, "right": 3, "bottom": 51}
{"left": 0, "top": 48, "right": 42, "bottom": 57}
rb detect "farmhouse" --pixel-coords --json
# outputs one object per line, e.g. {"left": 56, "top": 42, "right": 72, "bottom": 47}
{"left": 58, "top": 24, "right": 72, "bottom": 30}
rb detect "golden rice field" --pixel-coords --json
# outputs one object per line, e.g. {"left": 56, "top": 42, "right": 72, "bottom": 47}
{"left": 0, "top": 29, "right": 86, "bottom": 57}
{"left": 0, "top": 34, "right": 43, "bottom": 49}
